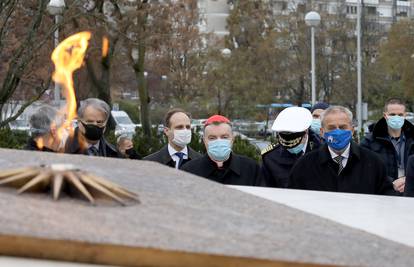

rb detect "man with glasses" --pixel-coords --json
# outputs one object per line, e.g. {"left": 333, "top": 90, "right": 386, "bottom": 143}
{"left": 65, "top": 98, "right": 120, "bottom": 158}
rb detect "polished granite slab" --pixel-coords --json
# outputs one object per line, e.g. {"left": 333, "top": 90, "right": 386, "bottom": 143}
{"left": 0, "top": 148, "right": 413, "bottom": 267}
{"left": 230, "top": 186, "right": 414, "bottom": 248}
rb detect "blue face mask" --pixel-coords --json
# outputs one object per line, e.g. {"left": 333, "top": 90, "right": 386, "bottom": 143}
{"left": 324, "top": 129, "right": 352, "bottom": 151}
{"left": 386, "top": 115, "right": 404, "bottom": 130}
{"left": 207, "top": 139, "right": 232, "bottom": 162}
{"left": 287, "top": 142, "right": 305, "bottom": 154}
{"left": 310, "top": 119, "right": 321, "bottom": 134}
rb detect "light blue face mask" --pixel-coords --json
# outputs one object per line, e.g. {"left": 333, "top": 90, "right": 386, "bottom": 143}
{"left": 310, "top": 119, "right": 321, "bottom": 134}
{"left": 386, "top": 115, "right": 404, "bottom": 130}
{"left": 207, "top": 139, "right": 232, "bottom": 162}
{"left": 287, "top": 142, "right": 305, "bottom": 154}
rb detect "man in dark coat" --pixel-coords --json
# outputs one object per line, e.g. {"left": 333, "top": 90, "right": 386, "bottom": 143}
{"left": 310, "top": 102, "right": 329, "bottom": 136}
{"left": 262, "top": 107, "right": 321, "bottom": 187}
{"left": 182, "top": 115, "right": 263, "bottom": 186}
{"left": 65, "top": 98, "right": 120, "bottom": 158}
{"left": 361, "top": 98, "right": 414, "bottom": 194}
{"left": 116, "top": 134, "right": 142, "bottom": 160}
{"left": 404, "top": 155, "right": 414, "bottom": 197}
{"left": 289, "top": 106, "right": 395, "bottom": 195}
{"left": 144, "top": 108, "right": 201, "bottom": 169}
{"left": 25, "top": 105, "right": 66, "bottom": 152}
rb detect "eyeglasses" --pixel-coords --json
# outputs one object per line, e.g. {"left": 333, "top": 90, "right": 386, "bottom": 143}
{"left": 80, "top": 120, "right": 107, "bottom": 127}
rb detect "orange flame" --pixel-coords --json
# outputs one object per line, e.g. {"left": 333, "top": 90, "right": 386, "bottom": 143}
{"left": 36, "top": 138, "right": 44, "bottom": 150}
{"left": 102, "top": 36, "right": 109, "bottom": 58}
{"left": 51, "top": 31, "right": 91, "bottom": 139}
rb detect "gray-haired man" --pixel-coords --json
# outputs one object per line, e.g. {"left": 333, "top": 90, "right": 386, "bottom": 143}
{"left": 65, "top": 98, "right": 120, "bottom": 158}
{"left": 26, "top": 105, "right": 66, "bottom": 152}
{"left": 288, "top": 105, "right": 395, "bottom": 195}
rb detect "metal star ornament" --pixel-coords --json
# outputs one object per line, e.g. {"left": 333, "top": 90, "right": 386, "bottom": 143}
{"left": 0, "top": 164, "right": 139, "bottom": 206}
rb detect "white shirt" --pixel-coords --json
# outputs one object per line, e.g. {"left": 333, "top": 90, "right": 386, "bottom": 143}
{"left": 87, "top": 141, "right": 100, "bottom": 153}
{"left": 301, "top": 135, "right": 309, "bottom": 153}
{"left": 168, "top": 144, "right": 188, "bottom": 169}
{"left": 328, "top": 144, "right": 351, "bottom": 168}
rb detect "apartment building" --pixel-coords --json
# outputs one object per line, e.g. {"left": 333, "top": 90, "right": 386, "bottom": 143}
{"left": 198, "top": 0, "right": 414, "bottom": 36}
{"left": 198, "top": 0, "right": 231, "bottom": 36}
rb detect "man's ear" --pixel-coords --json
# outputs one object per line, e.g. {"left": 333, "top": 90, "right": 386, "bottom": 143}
{"left": 320, "top": 127, "right": 325, "bottom": 137}
{"left": 164, "top": 127, "right": 170, "bottom": 137}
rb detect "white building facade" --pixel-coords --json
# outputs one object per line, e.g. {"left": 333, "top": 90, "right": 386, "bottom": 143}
{"left": 197, "top": 0, "right": 414, "bottom": 37}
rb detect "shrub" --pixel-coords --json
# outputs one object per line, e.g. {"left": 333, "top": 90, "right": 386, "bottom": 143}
{"left": 132, "top": 127, "right": 165, "bottom": 157}
{"left": 0, "top": 128, "right": 29, "bottom": 149}
{"left": 232, "top": 136, "right": 261, "bottom": 162}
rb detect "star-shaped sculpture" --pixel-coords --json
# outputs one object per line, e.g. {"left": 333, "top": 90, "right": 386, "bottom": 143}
{"left": 0, "top": 164, "right": 139, "bottom": 206}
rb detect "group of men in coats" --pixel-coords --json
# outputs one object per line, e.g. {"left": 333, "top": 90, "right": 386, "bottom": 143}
{"left": 25, "top": 97, "right": 414, "bottom": 197}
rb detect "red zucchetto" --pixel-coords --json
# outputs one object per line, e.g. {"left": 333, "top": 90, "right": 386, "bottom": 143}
{"left": 204, "top": 115, "right": 231, "bottom": 126}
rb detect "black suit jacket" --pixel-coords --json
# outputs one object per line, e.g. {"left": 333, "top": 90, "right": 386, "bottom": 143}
{"left": 181, "top": 153, "right": 264, "bottom": 186}
{"left": 143, "top": 145, "right": 202, "bottom": 169}
{"left": 289, "top": 142, "right": 395, "bottom": 195}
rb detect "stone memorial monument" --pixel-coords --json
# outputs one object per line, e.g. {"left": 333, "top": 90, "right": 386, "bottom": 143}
{"left": 0, "top": 149, "right": 413, "bottom": 267}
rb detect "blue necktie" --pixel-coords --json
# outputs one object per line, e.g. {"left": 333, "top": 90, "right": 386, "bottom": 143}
{"left": 175, "top": 152, "right": 185, "bottom": 169}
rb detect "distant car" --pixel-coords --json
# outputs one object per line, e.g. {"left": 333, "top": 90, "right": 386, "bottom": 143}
{"left": 8, "top": 119, "right": 30, "bottom": 133}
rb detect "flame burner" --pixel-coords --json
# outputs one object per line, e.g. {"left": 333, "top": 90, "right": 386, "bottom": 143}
{"left": 0, "top": 164, "right": 139, "bottom": 206}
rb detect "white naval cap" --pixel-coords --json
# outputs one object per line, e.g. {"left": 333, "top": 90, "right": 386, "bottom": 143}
{"left": 272, "top": 106, "right": 312, "bottom": 132}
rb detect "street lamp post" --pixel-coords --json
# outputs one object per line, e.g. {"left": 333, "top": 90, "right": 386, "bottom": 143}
{"left": 218, "top": 48, "right": 231, "bottom": 115}
{"left": 356, "top": 0, "right": 363, "bottom": 138}
{"left": 47, "top": 0, "right": 65, "bottom": 107}
{"left": 305, "top": 11, "right": 321, "bottom": 106}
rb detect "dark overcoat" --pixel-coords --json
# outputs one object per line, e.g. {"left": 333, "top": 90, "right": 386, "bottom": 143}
{"left": 361, "top": 117, "right": 414, "bottom": 182}
{"left": 404, "top": 155, "right": 414, "bottom": 197}
{"left": 65, "top": 127, "right": 120, "bottom": 158}
{"left": 181, "top": 153, "right": 263, "bottom": 186}
{"left": 261, "top": 131, "right": 321, "bottom": 188}
{"left": 288, "top": 142, "right": 395, "bottom": 195}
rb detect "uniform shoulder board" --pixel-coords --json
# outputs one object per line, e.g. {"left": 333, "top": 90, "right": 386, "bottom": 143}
{"left": 261, "top": 143, "right": 277, "bottom": 156}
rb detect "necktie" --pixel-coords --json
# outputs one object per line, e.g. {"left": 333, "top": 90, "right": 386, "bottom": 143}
{"left": 334, "top": 155, "right": 344, "bottom": 175}
{"left": 88, "top": 146, "right": 99, "bottom": 156}
{"left": 175, "top": 152, "right": 185, "bottom": 169}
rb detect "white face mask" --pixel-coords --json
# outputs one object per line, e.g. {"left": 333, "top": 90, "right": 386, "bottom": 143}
{"left": 172, "top": 129, "right": 192, "bottom": 147}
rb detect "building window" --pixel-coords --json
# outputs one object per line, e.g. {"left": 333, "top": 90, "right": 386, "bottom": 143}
{"left": 366, "top": 6, "right": 377, "bottom": 15}
{"left": 318, "top": 4, "right": 326, "bottom": 12}
{"left": 397, "top": 11, "right": 408, "bottom": 17}
{"left": 346, "top": 5, "right": 357, "bottom": 14}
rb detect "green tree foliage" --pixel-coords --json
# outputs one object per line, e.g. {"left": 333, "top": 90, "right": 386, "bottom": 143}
{"left": 210, "top": 2, "right": 388, "bottom": 118}
{"left": 378, "top": 20, "right": 414, "bottom": 103}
